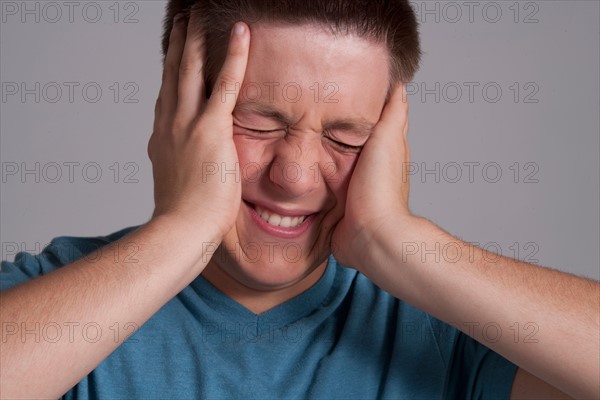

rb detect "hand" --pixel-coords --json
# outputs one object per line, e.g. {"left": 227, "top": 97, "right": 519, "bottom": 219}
{"left": 148, "top": 12, "right": 250, "bottom": 239}
{"left": 331, "top": 83, "right": 414, "bottom": 269}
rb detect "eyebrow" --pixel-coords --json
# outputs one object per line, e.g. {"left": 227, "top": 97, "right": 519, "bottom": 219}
{"left": 233, "top": 102, "right": 376, "bottom": 137}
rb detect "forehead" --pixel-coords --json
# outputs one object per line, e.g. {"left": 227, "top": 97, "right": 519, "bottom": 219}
{"left": 247, "top": 23, "right": 389, "bottom": 79}
{"left": 238, "top": 23, "right": 390, "bottom": 119}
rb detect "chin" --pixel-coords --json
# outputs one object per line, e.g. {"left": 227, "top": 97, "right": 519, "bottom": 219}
{"left": 213, "top": 246, "right": 330, "bottom": 291}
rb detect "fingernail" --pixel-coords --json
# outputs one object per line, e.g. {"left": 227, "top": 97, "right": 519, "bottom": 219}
{"left": 232, "top": 23, "right": 245, "bottom": 37}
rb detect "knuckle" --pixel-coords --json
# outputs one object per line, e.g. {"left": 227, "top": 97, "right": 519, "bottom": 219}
{"left": 147, "top": 135, "right": 157, "bottom": 161}
{"left": 191, "top": 117, "right": 211, "bottom": 134}
{"left": 162, "top": 63, "right": 178, "bottom": 82}
{"left": 169, "top": 22, "right": 184, "bottom": 45}
{"left": 217, "top": 72, "right": 240, "bottom": 91}
{"left": 193, "top": 115, "right": 225, "bottom": 138}
{"left": 179, "top": 59, "right": 198, "bottom": 76}
{"left": 169, "top": 34, "right": 178, "bottom": 47}
{"left": 228, "top": 45, "right": 245, "bottom": 58}
{"left": 171, "top": 118, "right": 188, "bottom": 135}
{"left": 167, "top": 59, "right": 181, "bottom": 76}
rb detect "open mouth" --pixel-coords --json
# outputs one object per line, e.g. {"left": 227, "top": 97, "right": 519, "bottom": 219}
{"left": 244, "top": 201, "right": 314, "bottom": 230}
{"left": 254, "top": 204, "right": 307, "bottom": 228}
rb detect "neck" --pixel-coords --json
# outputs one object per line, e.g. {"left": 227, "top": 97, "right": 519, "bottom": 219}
{"left": 201, "top": 260, "right": 327, "bottom": 315}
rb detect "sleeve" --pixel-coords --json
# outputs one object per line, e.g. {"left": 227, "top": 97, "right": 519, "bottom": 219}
{"left": 446, "top": 331, "right": 518, "bottom": 399}
{"left": 0, "top": 226, "right": 140, "bottom": 292}
{"left": 429, "top": 316, "right": 519, "bottom": 400}
{"left": 0, "top": 245, "right": 64, "bottom": 292}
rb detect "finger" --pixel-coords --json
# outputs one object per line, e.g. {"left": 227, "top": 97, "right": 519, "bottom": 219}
{"left": 176, "top": 8, "right": 207, "bottom": 123}
{"left": 157, "top": 14, "right": 188, "bottom": 132}
{"left": 204, "top": 22, "right": 250, "bottom": 120}
{"left": 376, "top": 82, "right": 408, "bottom": 133}
{"left": 369, "top": 82, "right": 409, "bottom": 165}
{"left": 372, "top": 83, "right": 411, "bottom": 205}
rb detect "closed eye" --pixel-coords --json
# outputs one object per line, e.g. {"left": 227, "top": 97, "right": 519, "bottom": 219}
{"left": 235, "top": 124, "right": 363, "bottom": 151}
{"left": 234, "top": 124, "right": 285, "bottom": 134}
{"left": 324, "top": 131, "right": 363, "bottom": 152}
{"left": 248, "top": 128, "right": 283, "bottom": 134}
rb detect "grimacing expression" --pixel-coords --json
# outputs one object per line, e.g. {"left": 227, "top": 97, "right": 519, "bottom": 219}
{"left": 204, "top": 23, "right": 390, "bottom": 292}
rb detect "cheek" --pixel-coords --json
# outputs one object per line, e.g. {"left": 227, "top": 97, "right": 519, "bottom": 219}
{"left": 233, "top": 135, "right": 274, "bottom": 188}
{"left": 233, "top": 135, "right": 276, "bottom": 166}
{"left": 233, "top": 136, "right": 259, "bottom": 165}
{"left": 324, "top": 153, "right": 360, "bottom": 202}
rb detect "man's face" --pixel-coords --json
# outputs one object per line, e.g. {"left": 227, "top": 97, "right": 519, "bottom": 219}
{"left": 204, "top": 23, "right": 390, "bottom": 295}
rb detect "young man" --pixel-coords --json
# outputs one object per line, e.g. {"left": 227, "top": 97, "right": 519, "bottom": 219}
{"left": 1, "top": 1, "right": 598, "bottom": 398}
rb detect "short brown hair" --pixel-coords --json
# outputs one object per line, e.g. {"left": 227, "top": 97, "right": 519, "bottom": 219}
{"left": 161, "top": 0, "right": 421, "bottom": 94}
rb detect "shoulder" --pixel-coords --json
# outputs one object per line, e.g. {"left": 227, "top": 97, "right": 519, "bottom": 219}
{"left": 41, "top": 225, "right": 141, "bottom": 264}
{"left": 331, "top": 257, "right": 456, "bottom": 343}
{"left": 1, "top": 225, "right": 141, "bottom": 291}
{"left": 332, "top": 259, "right": 518, "bottom": 397}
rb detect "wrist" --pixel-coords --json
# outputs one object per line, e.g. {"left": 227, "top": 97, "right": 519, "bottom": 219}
{"left": 146, "top": 213, "right": 225, "bottom": 271}
{"left": 149, "top": 210, "right": 226, "bottom": 245}
{"left": 354, "top": 213, "right": 427, "bottom": 273}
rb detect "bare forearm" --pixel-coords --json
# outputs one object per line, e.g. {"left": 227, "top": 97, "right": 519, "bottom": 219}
{"left": 359, "top": 215, "right": 599, "bottom": 399}
{"left": 0, "top": 216, "right": 219, "bottom": 399}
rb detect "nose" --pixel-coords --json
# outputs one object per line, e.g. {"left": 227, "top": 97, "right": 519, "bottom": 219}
{"left": 268, "top": 132, "right": 322, "bottom": 198}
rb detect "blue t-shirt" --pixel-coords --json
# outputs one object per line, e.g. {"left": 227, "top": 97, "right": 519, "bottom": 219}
{"left": 1, "top": 226, "right": 518, "bottom": 399}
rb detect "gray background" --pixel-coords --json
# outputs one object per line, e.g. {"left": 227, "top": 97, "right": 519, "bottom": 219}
{"left": 1, "top": 0, "right": 598, "bottom": 279}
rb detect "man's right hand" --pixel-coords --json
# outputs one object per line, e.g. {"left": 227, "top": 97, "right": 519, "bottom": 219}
{"left": 148, "top": 12, "right": 250, "bottom": 239}
{"left": 0, "top": 13, "right": 251, "bottom": 399}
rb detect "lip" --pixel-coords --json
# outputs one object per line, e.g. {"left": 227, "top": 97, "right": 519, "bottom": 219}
{"left": 243, "top": 201, "right": 316, "bottom": 239}
{"left": 250, "top": 200, "right": 316, "bottom": 217}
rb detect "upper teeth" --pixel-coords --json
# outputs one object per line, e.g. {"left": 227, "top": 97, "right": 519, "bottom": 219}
{"left": 255, "top": 205, "right": 307, "bottom": 228}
